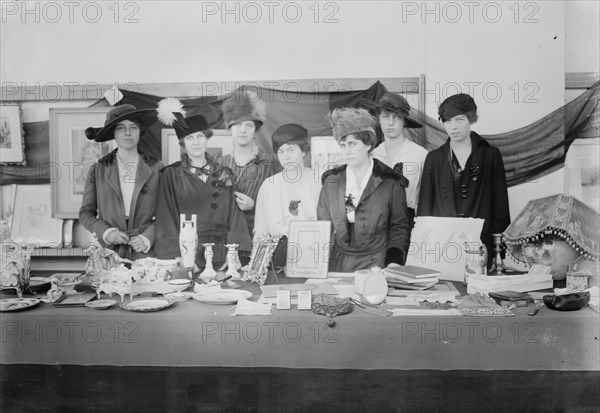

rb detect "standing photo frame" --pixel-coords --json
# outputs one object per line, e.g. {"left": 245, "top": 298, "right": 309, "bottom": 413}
{"left": 286, "top": 220, "right": 331, "bottom": 279}
{"left": 161, "top": 128, "right": 233, "bottom": 165}
{"left": 0, "top": 102, "right": 26, "bottom": 166}
{"left": 10, "top": 185, "right": 63, "bottom": 246}
{"left": 243, "top": 236, "right": 280, "bottom": 285}
{"left": 49, "top": 107, "right": 114, "bottom": 219}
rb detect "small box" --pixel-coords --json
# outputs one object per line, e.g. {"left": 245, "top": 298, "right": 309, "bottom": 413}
{"left": 276, "top": 290, "right": 291, "bottom": 310}
{"left": 297, "top": 290, "right": 312, "bottom": 310}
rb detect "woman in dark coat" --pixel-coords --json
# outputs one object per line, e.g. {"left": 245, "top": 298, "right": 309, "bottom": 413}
{"left": 154, "top": 113, "right": 251, "bottom": 270}
{"left": 418, "top": 93, "right": 510, "bottom": 268}
{"left": 317, "top": 107, "right": 411, "bottom": 272}
{"left": 79, "top": 104, "right": 162, "bottom": 260}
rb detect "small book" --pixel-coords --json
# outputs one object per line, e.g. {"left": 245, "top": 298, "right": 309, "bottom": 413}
{"left": 388, "top": 279, "right": 438, "bottom": 290}
{"left": 385, "top": 272, "right": 439, "bottom": 285}
{"left": 53, "top": 293, "right": 97, "bottom": 307}
{"left": 488, "top": 290, "right": 531, "bottom": 302}
{"left": 385, "top": 265, "right": 442, "bottom": 279}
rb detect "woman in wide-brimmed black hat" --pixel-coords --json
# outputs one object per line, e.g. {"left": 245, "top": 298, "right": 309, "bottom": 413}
{"left": 79, "top": 104, "right": 163, "bottom": 260}
{"left": 154, "top": 103, "right": 251, "bottom": 271}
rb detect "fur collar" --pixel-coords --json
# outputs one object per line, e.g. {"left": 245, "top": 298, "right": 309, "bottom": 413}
{"left": 98, "top": 148, "right": 160, "bottom": 167}
{"left": 322, "top": 158, "right": 408, "bottom": 187}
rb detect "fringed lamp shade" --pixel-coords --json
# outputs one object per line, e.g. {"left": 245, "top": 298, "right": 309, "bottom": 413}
{"left": 504, "top": 194, "right": 600, "bottom": 280}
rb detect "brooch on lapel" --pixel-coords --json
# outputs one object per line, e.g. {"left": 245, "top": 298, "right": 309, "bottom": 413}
{"left": 140, "top": 184, "right": 149, "bottom": 194}
{"left": 289, "top": 200, "right": 301, "bottom": 216}
{"left": 469, "top": 163, "right": 480, "bottom": 181}
{"left": 345, "top": 194, "right": 356, "bottom": 214}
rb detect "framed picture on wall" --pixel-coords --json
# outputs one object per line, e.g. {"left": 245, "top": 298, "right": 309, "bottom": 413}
{"left": 310, "top": 136, "right": 343, "bottom": 181}
{"left": 0, "top": 102, "right": 26, "bottom": 166}
{"left": 161, "top": 128, "right": 233, "bottom": 165}
{"left": 49, "top": 107, "right": 114, "bottom": 219}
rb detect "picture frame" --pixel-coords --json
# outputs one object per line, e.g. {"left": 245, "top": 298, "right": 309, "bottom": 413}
{"left": 10, "top": 184, "right": 63, "bottom": 246}
{"left": 310, "top": 136, "right": 343, "bottom": 181}
{"left": 161, "top": 128, "right": 233, "bottom": 165}
{"left": 49, "top": 107, "right": 114, "bottom": 219}
{"left": 0, "top": 102, "right": 26, "bottom": 166}
{"left": 243, "top": 236, "right": 279, "bottom": 285}
{"left": 286, "top": 220, "right": 331, "bottom": 279}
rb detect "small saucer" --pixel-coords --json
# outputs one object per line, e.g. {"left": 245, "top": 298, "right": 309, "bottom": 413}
{"left": 164, "top": 292, "right": 193, "bottom": 302}
{"left": 85, "top": 299, "right": 117, "bottom": 310}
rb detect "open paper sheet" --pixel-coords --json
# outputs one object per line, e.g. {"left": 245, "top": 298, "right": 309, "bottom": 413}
{"left": 406, "top": 216, "right": 484, "bottom": 282}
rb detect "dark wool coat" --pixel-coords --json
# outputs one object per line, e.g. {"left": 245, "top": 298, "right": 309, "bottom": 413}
{"left": 317, "top": 158, "right": 411, "bottom": 272}
{"left": 154, "top": 155, "right": 251, "bottom": 269}
{"left": 79, "top": 149, "right": 163, "bottom": 260}
{"left": 418, "top": 132, "right": 511, "bottom": 267}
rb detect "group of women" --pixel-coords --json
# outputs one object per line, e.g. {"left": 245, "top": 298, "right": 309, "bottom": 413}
{"left": 80, "top": 90, "right": 510, "bottom": 274}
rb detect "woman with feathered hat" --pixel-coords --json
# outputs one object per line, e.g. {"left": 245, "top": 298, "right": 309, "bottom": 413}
{"left": 79, "top": 104, "right": 163, "bottom": 260}
{"left": 153, "top": 99, "right": 251, "bottom": 271}
{"left": 217, "top": 88, "right": 281, "bottom": 237}
{"left": 318, "top": 107, "right": 411, "bottom": 272}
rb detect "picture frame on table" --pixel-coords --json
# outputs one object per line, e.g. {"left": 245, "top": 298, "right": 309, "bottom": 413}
{"left": 243, "top": 236, "right": 279, "bottom": 285}
{"left": 161, "top": 128, "right": 233, "bottom": 165}
{"left": 286, "top": 220, "right": 331, "bottom": 279}
{"left": 49, "top": 107, "right": 114, "bottom": 219}
{"left": 310, "top": 136, "right": 343, "bottom": 181}
{"left": 0, "top": 102, "right": 26, "bottom": 166}
{"left": 10, "top": 185, "right": 63, "bottom": 246}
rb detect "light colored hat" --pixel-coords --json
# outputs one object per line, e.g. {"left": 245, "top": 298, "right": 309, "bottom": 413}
{"left": 326, "top": 107, "right": 377, "bottom": 142}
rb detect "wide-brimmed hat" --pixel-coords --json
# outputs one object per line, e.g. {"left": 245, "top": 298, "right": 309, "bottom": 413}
{"left": 272, "top": 123, "right": 309, "bottom": 153}
{"left": 85, "top": 104, "right": 157, "bottom": 142}
{"left": 174, "top": 115, "right": 211, "bottom": 140}
{"left": 222, "top": 89, "right": 267, "bottom": 129}
{"left": 378, "top": 93, "right": 423, "bottom": 129}
{"left": 326, "top": 107, "right": 377, "bottom": 142}
{"left": 438, "top": 93, "right": 477, "bottom": 122}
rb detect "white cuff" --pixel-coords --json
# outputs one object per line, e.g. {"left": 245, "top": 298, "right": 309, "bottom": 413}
{"left": 102, "top": 228, "right": 118, "bottom": 244}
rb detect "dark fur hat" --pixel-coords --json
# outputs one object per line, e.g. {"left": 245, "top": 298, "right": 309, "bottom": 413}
{"left": 222, "top": 88, "right": 267, "bottom": 130}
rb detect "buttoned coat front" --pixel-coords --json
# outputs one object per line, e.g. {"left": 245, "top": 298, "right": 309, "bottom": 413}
{"left": 317, "top": 159, "right": 410, "bottom": 272}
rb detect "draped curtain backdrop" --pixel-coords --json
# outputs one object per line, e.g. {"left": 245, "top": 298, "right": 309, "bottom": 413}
{"left": 1, "top": 80, "right": 598, "bottom": 187}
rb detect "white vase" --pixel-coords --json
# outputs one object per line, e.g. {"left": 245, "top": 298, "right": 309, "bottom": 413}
{"left": 179, "top": 214, "right": 197, "bottom": 270}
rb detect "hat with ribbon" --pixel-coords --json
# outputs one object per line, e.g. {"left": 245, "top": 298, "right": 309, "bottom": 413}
{"left": 378, "top": 93, "right": 423, "bottom": 128}
{"left": 85, "top": 104, "right": 158, "bottom": 142}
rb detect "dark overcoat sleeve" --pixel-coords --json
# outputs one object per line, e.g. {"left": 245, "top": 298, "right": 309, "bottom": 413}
{"left": 386, "top": 180, "right": 410, "bottom": 265}
{"left": 490, "top": 147, "right": 511, "bottom": 233}
{"left": 154, "top": 168, "right": 182, "bottom": 259}
{"left": 417, "top": 152, "right": 435, "bottom": 216}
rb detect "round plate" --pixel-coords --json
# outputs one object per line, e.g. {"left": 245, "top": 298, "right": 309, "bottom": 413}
{"left": 192, "top": 290, "right": 252, "bottom": 305}
{"left": 29, "top": 277, "right": 52, "bottom": 293}
{"left": 120, "top": 297, "right": 174, "bottom": 312}
{"left": 0, "top": 298, "right": 40, "bottom": 312}
{"left": 86, "top": 299, "right": 117, "bottom": 310}
{"left": 164, "top": 292, "right": 193, "bottom": 302}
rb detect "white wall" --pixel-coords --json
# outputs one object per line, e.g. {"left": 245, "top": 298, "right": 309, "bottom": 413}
{"left": 1, "top": 0, "right": 598, "bottom": 233}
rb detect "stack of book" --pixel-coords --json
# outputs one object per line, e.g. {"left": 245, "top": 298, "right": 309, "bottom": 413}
{"left": 383, "top": 265, "right": 441, "bottom": 290}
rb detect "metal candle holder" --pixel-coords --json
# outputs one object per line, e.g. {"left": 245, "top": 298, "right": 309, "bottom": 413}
{"left": 491, "top": 233, "right": 505, "bottom": 275}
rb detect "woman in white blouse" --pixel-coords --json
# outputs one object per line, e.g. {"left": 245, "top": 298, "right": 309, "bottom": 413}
{"left": 254, "top": 124, "right": 321, "bottom": 268}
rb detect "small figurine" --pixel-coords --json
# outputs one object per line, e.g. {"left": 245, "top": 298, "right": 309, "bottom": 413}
{"left": 200, "top": 243, "right": 217, "bottom": 281}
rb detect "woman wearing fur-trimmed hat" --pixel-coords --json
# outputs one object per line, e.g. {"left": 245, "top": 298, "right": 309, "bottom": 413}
{"left": 154, "top": 106, "right": 252, "bottom": 271}
{"left": 254, "top": 124, "right": 322, "bottom": 270}
{"left": 418, "top": 93, "right": 510, "bottom": 268}
{"left": 79, "top": 104, "right": 163, "bottom": 260}
{"left": 317, "top": 107, "right": 411, "bottom": 272}
{"left": 372, "top": 93, "right": 428, "bottom": 232}
{"left": 217, "top": 89, "right": 281, "bottom": 237}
